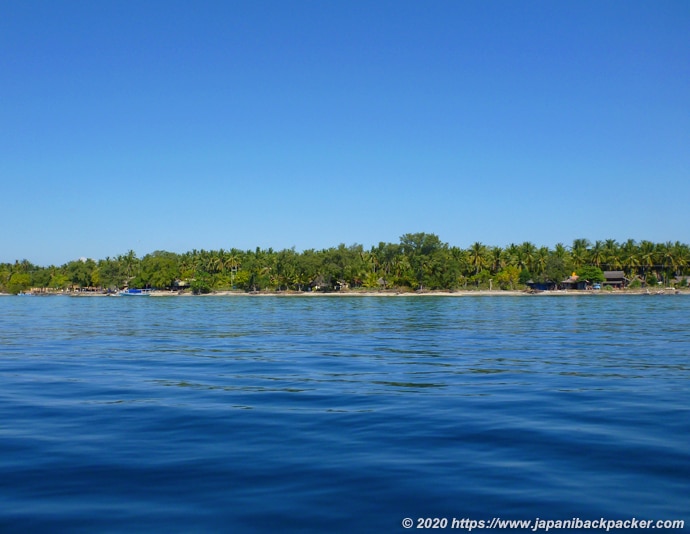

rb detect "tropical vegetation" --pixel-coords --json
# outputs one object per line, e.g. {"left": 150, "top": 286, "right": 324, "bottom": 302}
{"left": 2, "top": 234, "right": 689, "bottom": 294}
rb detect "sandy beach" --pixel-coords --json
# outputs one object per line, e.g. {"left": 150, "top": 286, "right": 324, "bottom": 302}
{"left": 146, "top": 288, "right": 688, "bottom": 297}
{"left": 9, "top": 287, "right": 687, "bottom": 298}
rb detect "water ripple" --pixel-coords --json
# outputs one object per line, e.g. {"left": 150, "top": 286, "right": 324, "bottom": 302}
{"left": 1, "top": 296, "right": 689, "bottom": 532}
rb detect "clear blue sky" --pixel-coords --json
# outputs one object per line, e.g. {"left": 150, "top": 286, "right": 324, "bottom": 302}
{"left": 2, "top": 0, "right": 688, "bottom": 265}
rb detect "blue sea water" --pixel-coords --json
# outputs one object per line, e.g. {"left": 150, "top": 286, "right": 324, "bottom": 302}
{"left": 0, "top": 295, "right": 688, "bottom": 533}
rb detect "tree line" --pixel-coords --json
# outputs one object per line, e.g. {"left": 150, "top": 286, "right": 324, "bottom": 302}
{"left": 2, "top": 234, "right": 689, "bottom": 294}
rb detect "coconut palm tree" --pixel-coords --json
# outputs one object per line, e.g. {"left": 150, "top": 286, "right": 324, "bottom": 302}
{"left": 658, "top": 241, "right": 684, "bottom": 284}
{"left": 571, "top": 239, "right": 591, "bottom": 269}
{"left": 468, "top": 242, "right": 487, "bottom": 275}
{"left": 590, "top": 240, "right": 605, "bottom": 269}
{"left": 504, "top": 243, "right": 523, "bottom": 270}
{"left": 534, "top": 247, "right": 550, "bottom": 275}
{"left": 449, "top": 247, "right": 470, "bottom": 278}
{"left": 224, "top": 252, "right": 241, "bottom": 273}
{"left": 639, "top": 241, "right": 658, "bottom": 281}
{"left": 553, "top": 243, "right": 569, "bottom": 262}
{"left": 620, "top": 239, "right": 640, "bottom": 279}
{"left": 489, "top": 246, "right": 505, "bottom": 274}
{"left": 671, "top": 241, "right": 690, "bottom": 277}
{"left": 360, "top": 250, "right": 379, "bottom": 274}
{"left": 603, "top": 239, "right": 621, "bottom": 270}
{"left": 208, "top": 251, "right": 225, "bottom": 274}
{"left": 119, "top": 250, "right": 139, "bottom": 279}
{"left": 520, "top": 241, "right": 537, "bottom": 273}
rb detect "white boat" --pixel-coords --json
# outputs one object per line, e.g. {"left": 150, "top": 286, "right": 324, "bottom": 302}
{"left": 119, "top": 288, "right": 152, "bottom": 296}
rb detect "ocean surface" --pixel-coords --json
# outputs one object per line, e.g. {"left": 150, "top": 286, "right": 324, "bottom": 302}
{"left": 1, "top": 294, "right": 688, "bottom": 533}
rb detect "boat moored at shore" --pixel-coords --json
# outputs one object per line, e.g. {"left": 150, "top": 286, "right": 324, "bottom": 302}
{"left": 119, "top": 288, "right": 152, "bottom": 296}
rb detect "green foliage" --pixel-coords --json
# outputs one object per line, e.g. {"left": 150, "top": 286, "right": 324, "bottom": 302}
{"left": 50, "top": 273, "right": 70, "bottom": 290}
{"left": 8, "top": 272, "right": 31, "bottom": 294}
{"left": 212, "top": 273, "right": 234, "bottom": 290}
{"left": 128, "top": 276, "right": 146, "bottom": 289}
{"left": 66, "top": 259, "right": 97, "bottom": 288}
{"left": 98, "top": 258, "right": 126, "bottom": 289}
{"left": 362, "top": 272, "right": 380, "bottom": 289}
{"left": 139, "top": 251, "right": 179, "bottom": 289}
{"left": 190, "top": 275, "right": 212, "bottom": 295}
{"left": 3, "top": 235, "right": 690, "bottom": 294}
{"left": 400, "top": 233, "right": 447, "bottom": 288}
{"left": 469, "top": 269, "right": 491, "bottom": 288}
{"left": 518, "top": 269, "right": 532, "bottom": 285}
{"left": 543, "top": 256, "right": 571, "bottom": 285}
{"left": 576, "top": 266, "right": 605, "bottom": 284}
{"left": 233, "top": 270, "right": 252, "bottom": 290}
{"left": 31, "top": 269, "right": 52, "bottom": 288}
{"left": 400, "top": 232, "right": 444, "bottom": 257}
{"left": 0, "top": 267, "right": 11, "bottom": 291}
{"left": 496, "top": 266, "right": 520, "bottom": 290}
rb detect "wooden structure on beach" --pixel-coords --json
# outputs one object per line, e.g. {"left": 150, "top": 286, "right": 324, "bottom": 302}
{"left": 603, "top": 271, "right": 628, "bottom": 288}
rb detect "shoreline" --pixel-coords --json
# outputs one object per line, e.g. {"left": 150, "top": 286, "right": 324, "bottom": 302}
{"left": 7, "top": 285, "right": 688, "bottom": 300}
{"left": 6, "top": 288, "right": 687, "bottom": 298}
{"left": 188, "top": 288, "right": 687, "bottom": 297}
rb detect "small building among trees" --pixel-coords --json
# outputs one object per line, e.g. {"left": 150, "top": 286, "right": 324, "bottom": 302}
{"left": 603, "top": 271, "right": 628, "bottom": 288}
{"left": 560, "top": 273, "right": 588, "bottom": 290}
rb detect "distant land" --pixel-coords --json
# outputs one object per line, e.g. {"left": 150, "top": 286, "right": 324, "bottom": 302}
{"left": 2, "top": 233, "right": 689, "bottom": 294}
